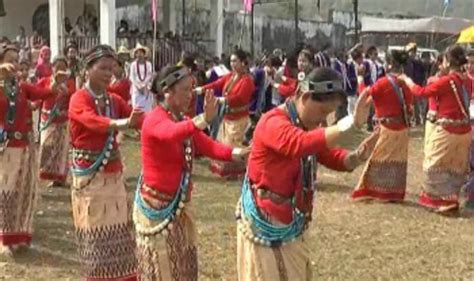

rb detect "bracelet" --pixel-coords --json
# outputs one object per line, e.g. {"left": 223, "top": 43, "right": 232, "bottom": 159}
{"left": 192, "top": 114, "right": 209, "bottom": 130}
{"left": 337, "top": 115, "right": 356, "bottom": 133}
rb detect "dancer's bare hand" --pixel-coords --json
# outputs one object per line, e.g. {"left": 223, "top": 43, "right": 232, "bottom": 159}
{"left": 353, "top": 87, "right": 372, "bottom": 128}
{"left": 203, "top": 89, "right": 218, "bottom": 123}
{"left": 129, "top": 109, "right": 144, "bottom": 128}
{"left": 356, "top": 127, "right": 380, "bottom": 161}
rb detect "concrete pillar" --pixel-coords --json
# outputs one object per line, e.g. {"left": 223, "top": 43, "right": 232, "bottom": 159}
{"left": 215, "top": 0, "right": 224, "bottom": 56}
{"left": 100, "top": 0, "right": 116, "bottom": 47}
{"left": 49, "top": 0, "right": 63, "bottom": 57}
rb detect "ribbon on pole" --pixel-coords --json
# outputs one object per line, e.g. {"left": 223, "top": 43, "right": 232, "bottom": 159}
{"left": 243, "top": 0, "right": 253, "bottom": 13}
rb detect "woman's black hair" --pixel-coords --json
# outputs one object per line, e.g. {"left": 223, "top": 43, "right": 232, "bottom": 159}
{"left": 232, "top": 48, "right": 249, "bottom": 65}
{"left": 151, "top": 65, "right": 186, "bottom": 98}
{"left": 365, "top": 46, "right": 378, "bottom": 58}
{"left": 387, "top": 50, "right": 409, "bottom": 71}
{"left": 446, "top": 45, "right": 468, "bottom": 68}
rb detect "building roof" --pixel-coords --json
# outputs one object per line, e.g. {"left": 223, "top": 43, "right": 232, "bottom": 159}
{"left": 361, "top": 16, "right": 474, "bottom": 34}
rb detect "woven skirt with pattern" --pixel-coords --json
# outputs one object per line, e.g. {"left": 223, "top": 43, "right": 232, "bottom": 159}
{"left": 236, "top": 216, "right": 312, "bottom": 281}
{"left": 210, "top": 116, "right": 249, "bottom": 177}
{"left": 352, "top": 126, "right": 409, "bottom": 202}
{"left": 39, "top": 122, "right": 69, "bottom": 182}
{"left": 133, "top": 202, "right": 198, "bottom": 281}
{"left": 71, "top": 172, "right": 137, "bottom": 281}
{"left": 419, "top": 122, "right": 470, "bottom": 211}
{"left": 0, "top": 144, "right": 38, "bottom": 246}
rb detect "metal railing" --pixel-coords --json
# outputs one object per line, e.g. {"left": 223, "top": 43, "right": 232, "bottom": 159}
{"left": 60, "top": 35, "right": 215, "bottom": 69}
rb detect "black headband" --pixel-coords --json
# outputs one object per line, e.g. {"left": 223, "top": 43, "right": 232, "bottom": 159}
{"left": 84, "top": 45, "right": 117, "bottom": 67}
{"left": 298, "top": 72, "right": 344, "bottom": 95}
{"left": 160, "top": 68, "right": 189, "bottom": 90}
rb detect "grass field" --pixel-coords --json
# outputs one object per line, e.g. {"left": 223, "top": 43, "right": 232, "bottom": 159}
{"left": 1, "top": 128, "right": 473, "bottom": 280}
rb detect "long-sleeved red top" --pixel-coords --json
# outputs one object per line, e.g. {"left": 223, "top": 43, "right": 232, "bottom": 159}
{"left": 278, "top": 77, "right": 298, "bottom": 98}
{"left": 248, "top": 107, "right": 350, "bottom": 224}
{"left": 107, "top": 79, "right": 131, "bottom": 103}
{"left": 203, "top": 73, "right": 255, "bottom": 120}
{"left": 69, "top": 88, "right": 139, "bottom": 173}
{"left": 37, "top": 77, "right": 76, "bottom": 124}
{"left": 0, "top": 82, "right": 55, "bottom": 147}
{"left": 370, "top": 75, "right": 414, "bottom": 130}
{"left": 410, "top": 72, "right": 473, "bottom": 134}
{"left": 141, "top": 106, "right": 233, "bottom": 197}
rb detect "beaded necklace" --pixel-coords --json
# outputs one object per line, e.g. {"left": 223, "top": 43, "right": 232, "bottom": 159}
{"left": 136, "top": 61, "right": 147, "bottom": 82}
{"left": 70, "top": 83, "right": 114, "bottom": 177}
{"left": 134, "top": 102, "right": 193, "bottom": 237}
{"left": 449, "top": 76, "right": 470, "bottom": 119}
{"left": 236, "top": 100, "right": 317, "bottom": 247}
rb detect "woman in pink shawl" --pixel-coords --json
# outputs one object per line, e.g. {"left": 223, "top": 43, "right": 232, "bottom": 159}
{"left": 35, "top": 46, "right": 53, "bottom": 80}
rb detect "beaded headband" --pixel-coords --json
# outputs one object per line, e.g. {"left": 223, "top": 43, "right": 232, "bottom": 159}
{"left": 299, "top": 73, "right": 344, "bottom": 95}
{"left": 160, "top": 68, "right": 190, "bottom": 90}
{"left": 84, "top": 45, "right": 117, "bottom": 68}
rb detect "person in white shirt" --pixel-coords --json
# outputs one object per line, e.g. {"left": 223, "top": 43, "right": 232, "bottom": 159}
{"left": 129, "top": 43, "right": 154, "bottom": 112}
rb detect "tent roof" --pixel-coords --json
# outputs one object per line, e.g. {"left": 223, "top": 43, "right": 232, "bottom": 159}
{"left": 361, "top": 16, "right": 474, "bottom": 34}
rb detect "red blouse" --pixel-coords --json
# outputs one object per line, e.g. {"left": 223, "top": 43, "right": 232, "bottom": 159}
{"left": 248, "top": 107, "right": 350, "bottom": 224}
{"left": 411, "top": 72, "right": 473, "bottom": 134}
{"left": 141, "top": 106, "right": 233, "bottom": 197}
{"left": 69, "top": 88, "right": 139, "bottom": 173}
{"left": 108, "top": 79, "right": 131, "bottom": 103}
{"left": 369, "top": 75, "right": 414, "bottom": 130}
{"left": 203, "top": 73, "right": 255, "bottom": 120}
{"left": 37, "top": 77, "right": 76, "bottom": 124}
{"left": 0, "top": 82, "right": 55, "bottom": 147}
{"left": 278, "top": 77, "right": 298, "bottom": 98}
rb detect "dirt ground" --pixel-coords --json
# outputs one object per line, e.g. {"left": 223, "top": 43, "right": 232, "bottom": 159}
{"left": 1, "top": 128, "right": 473, "bottom": 280}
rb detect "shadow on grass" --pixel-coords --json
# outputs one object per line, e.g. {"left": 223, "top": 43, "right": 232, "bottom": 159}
{"left": 11, "top": 244, "right": 79, "bottom": 268}
{"left": 317, "top": 183, "right": 353, "bottom": 194}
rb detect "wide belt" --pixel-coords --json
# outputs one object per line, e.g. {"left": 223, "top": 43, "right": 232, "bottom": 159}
{"left": 374, "top": 116, "right": 405, "bottom": 125}
{"left": 426, "top": 111, "right": 469, "bottom": 127}
{"left": 140, "top": 184, "right": 191, "bottom": 209}
{"left": 225, "top": 105, "right": 249, "bottom": 114}
{"left": 3, "top": 131, "right": 31, "bottom": 141}
{"left": 71, "top": 148, "right": 120, "bottom": 162}
{"left": 253, "top": 185, "right": 292, "bottom": 205}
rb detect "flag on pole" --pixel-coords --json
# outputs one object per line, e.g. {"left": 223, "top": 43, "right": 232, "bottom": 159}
{"left": 152, "top": 0, "right": 158, "bottom": 22}
{"left": 243, "top": 0, "right": 253, "bottom": 13}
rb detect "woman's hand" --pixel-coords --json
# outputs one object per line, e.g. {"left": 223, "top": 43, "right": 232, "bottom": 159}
{"left": 128, "top": 109, "right": 144, "bottom": 128}
{"left": 203, "top": 89, "right": 218, "bottom": 123}
{"left": 353, "top": 87, "right": 372, "bottom": 129}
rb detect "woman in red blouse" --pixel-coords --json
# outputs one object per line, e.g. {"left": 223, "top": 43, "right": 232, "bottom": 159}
{"left": 108, "top": 59, "right": 131, "bottom": 103}
{"left": 196, "top": 49, "right": 255, "bottom": 177}
{"left": 133, "top": 65, "right": 247, "bottom": 280}
{"left": 273, "top": 48, "right": 315, "bottom": 98}
{"left": 0, "top": 44, "right": 60, "bottom": 256}
{"left": 352, "top": 50, "right": 414, "bottom": 202}
{"left": 236, "top": 67, "right": 378, "bottom": 280}
{"left": 68, "top": 45, "right": 143, "bottom": 281}
{"left": 401, "top": 45, "right": 473, "bottom": 213}
{"left": 35, "top": 46, "right": 52, "bottom": 80}
{"left": 37, "top": 55, "right": 76, "bottom": 187}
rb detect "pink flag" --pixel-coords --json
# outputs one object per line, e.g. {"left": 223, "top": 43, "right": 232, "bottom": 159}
{"left": 152, "top": 0, "right": 158, "bottom": 22}
{"left": 243, "top": 0, "right": 253, "bottom": 13}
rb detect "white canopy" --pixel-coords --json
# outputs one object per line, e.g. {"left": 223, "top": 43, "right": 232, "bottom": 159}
{"left": 361, "top": 16, "right": 474, "bottom": 35}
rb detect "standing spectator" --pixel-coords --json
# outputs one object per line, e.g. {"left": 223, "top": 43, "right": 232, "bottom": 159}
{"left": 130, "top": 43, "right": 154, "bottom": 112}
{"left": 404, "top": 43, "right": 427, "bottom": 126}
{"left": 16, "top": 26, "right": 28, "bottom": 49}
{"left": 35, "top": 46, "right": 52, "bottom": 80}
{"left": 64, "top": 17, "right": 73, "bottom": 34}
{"left": 117, "top": 20, "right": 129, "bottom": 36}
{"left": 70, "top": 16, "right": 85, "bottom": 37}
